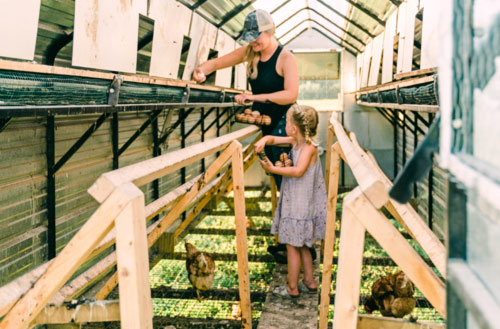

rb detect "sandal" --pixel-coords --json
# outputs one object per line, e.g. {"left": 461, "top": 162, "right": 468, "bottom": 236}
{"left": 272, "top": 285, "right": 299, "bottom": 299}
{"left": 298, "top": 280, "right": 318, "bottom": 294}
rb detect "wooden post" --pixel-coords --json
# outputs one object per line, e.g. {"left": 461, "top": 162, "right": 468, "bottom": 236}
{"left": 319, "top": 145, "right": 341, "bottom": 329}
{"left": 114, "top": 183, "right": 153, "bottom": 329}
{"left": 231, "top": 141, "right": 252, "bottom": 329}
{"left": 324, "top": 124, "right": 335, "bottom": 189}
{"left": 270, "top": 175, "right": 278, "bottom": 214}
{"left": 0, "top": 188, "right": 130, "bottom": 329}
{"left": 332, "top": 191, "right": 366, "bottom": 329}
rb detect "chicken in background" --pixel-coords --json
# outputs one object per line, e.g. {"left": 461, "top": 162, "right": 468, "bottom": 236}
{"left": 185, "top": 241, "right": 215, "bottom": 301}
{"left": 364, "top": 270, "right": 417, "bottom": 320}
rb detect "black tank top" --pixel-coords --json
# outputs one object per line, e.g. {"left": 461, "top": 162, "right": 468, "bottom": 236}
{"left": 248, "top": 45, "right": 293, "bottom": 135}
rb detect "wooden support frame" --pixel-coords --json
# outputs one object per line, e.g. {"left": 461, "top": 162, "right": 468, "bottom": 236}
{"left": 2, "top": 126, "right": 260, "bottom": 328}
{"left": 318, "top": 115, "right": 446, "bottom": 328}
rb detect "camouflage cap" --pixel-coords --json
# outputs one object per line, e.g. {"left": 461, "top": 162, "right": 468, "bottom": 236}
{"left": 240, "top": 9, "right": 275, "bottom": 43}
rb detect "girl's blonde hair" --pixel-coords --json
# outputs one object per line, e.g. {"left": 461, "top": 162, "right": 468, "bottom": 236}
{"left": 288, "top": 104, "right": 319, "bottom": 145}
{"left": 244, "top": 29, "right": 275, "bottom": 80}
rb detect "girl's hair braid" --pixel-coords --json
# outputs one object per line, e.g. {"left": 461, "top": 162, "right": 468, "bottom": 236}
{"left": 288, "top": 104, "right": 319, "bottom": 144}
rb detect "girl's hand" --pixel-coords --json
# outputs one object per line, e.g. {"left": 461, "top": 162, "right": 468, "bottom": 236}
{"left": 192, "top": 67, "right": 206, "bottom": 83}
{"left": 254, "top": 137, "right": 267, "bottom": 153}
{"left": 234, "top": 94, "right": 253, "bottom": 105}
{"left": 258, "top": 157, "right": 273, "bottom": 172}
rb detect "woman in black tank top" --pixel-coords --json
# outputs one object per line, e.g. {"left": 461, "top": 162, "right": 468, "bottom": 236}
{"left": 192, "top": 9, "right": 299, "bottom": 188}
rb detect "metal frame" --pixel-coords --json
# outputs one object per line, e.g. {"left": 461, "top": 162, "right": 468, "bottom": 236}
{"left": 217, "top": 0, "right": 255, "bottom": 28}
{"left": 317, "top": 0, "right": 374, "bottom": 38}
{"left": 279, "top": 19, "right": 361, "bottom": 54}
{"left": 275, "top": 7, "right": 366, "bottom": 46}
{"left": 343, "top": 0, "right": 385, "bottom": 26}
{"left": 44, "top": 32, "right": 74, "bottom": 66}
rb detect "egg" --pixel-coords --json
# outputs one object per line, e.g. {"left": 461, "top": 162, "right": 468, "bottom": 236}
{"left": 256, "top": 116, "right": 263, "bottom": 125}
{"left": 240, "top": 115, "right": 248, "bottom": 123}
{"left": 280, "top": 153, "right": 288, "bottom": 162}
{"left": 263, "top": 116, "right": 271, "bottom": 126}
{"left": 284, "top": 159, "right": 293, "bottom": 167}
{"left": 235, "top": 113, "right": 244, "bottom": 121}
{"left": 247, "top": 116, "right": 255, "bottom": 124}
{"left": 275, "top": 161, "right": 283, "bottom": 167}
{"left": 244, "top": 109, "right": 252, "bottom": 115}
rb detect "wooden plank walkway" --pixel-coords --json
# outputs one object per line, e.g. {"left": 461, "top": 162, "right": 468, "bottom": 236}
{"left": 257, "top": 245, "right": 320, "bottom": 329}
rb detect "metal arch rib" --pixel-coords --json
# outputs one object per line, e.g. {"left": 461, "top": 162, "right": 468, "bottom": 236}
{"left": 283, "top": 26, "right": 357, "bottom": 57}
{"left": 344, "top": 0, "right": 385, "bottom": 26}
{"left": 275, "top": 7, "right": 366, "bottom": 46}
{"left": 316, "top": 0, "right": 374, "bottom": 38}
{"left": 278, "top": 18, "right": 362, "bottom": 53}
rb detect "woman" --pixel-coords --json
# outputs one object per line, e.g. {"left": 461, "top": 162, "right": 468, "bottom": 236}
{"left": 192, "top": 9, "right": 299, "bottom": 188}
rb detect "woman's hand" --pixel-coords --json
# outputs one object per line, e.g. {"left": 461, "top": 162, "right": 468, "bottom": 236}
{"left": 192, "top": 67, "right": 206, "bottom": 83}
{"left": 234, "top": 94, "right": 253, "bottom": 105}
{"left": 254, "top": 137, "right": 268, "bottom": 153}
{"left": 258, "top": 157, "right": 273, "bottom": 173}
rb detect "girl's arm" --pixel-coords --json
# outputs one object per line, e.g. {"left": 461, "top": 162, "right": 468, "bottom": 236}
{"left": 239, "top": 51, "right": 299, "bottom": 105}
{"left": 254, "top": 135, "right": 295, "bottom": 153}
{"left": 260, "top": 144, "right": 316, "bottom": 178}
{"left": 193, "top": 46, "right": 248, "bottom": 82}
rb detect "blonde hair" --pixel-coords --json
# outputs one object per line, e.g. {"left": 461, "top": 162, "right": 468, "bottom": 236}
{"left": 244, "top": 29, "right": 275, "bottom": 80}
{"left": 288, "top": 104, "right": 319, "bottom": 145}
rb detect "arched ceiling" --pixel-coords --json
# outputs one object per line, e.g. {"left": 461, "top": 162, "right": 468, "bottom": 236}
{"left": 181, "top": 0, "right": 398, "bottom": 53}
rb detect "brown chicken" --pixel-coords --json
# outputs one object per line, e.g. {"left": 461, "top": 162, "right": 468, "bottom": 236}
{"left": 364, "top": 270, "right": 416, "bottom": 319}
{"left": 185, "top": 241, "right": 215, "bottom": 301}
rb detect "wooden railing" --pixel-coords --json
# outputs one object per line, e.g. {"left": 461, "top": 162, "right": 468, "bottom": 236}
{"left": 319, "top": 114, "right": 446, "bottom": 329}
{"left": 0, "top": 125, "right": 260, "bottom": 329}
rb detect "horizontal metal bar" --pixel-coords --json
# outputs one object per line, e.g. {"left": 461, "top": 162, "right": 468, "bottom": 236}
{"left": 0, "top": 102, "right": 245, "bottom": 118}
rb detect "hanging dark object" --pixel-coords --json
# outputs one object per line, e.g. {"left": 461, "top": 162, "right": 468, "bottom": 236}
{"left": 389, "top": 115, "right": 440, "bottom": 203}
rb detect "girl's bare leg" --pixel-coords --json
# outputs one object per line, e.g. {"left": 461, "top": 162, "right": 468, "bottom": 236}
{"left": 299, "top": 246, "right": 317, "bottom": 288}
{"left": 286, "top": 244, "right": 300, "bottom": 295}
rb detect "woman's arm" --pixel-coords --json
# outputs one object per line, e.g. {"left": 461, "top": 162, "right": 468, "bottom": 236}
{"left": 260, "top": 144, "right": 316, "bottom": 178}
{"left": 245, "top": 50, "right": 299, "bottom": 104}
{"left": 254, "top": 135, "right": 294, "bottom": 153}
{"left": 193, "top": 46, "right": 248, "bottom": 82}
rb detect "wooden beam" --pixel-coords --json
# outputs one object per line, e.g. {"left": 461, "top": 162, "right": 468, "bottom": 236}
{"left": 394, "top": 67, "right": 437, "bottom": 80}
{"left": 349, "top": 132, "right": 446, "bottom": 278}
{"left": 30, "top": 300, "right": 121, "bottom": 326}
{"left": 89, "top": 125, "right": 259, "bottom": 203}
{"left": 358, "top": 75, "right": 434, "bottom": 93}
{"left": 0, "top": 186, "right": 131, "bottom": 329}
{"left": 357, "top": 314, "right": 445, "bottom": 328}
{"left": 231, "top": 141, "right": 252, "bottom": 329}
{"left": 332, "top": 192, "right": 366, "bottom": 329}
{"left": 319, "top": 146, "right": 341, "bottom": 329}
{"left": 0, "top": 59, "right": 245, "bottom": 93}
{"left": 357, "top": 101, "right": 439, "bottom": 113}
{"left": 330, "top": 116, "right": 389, "bottom": 209}
{"left": 348, "top": 188, "right": 446, "bottom": 317}
{"left": 146, "top": 141, "right": 239, "bottom": 245}
{"left": 114, "top": 183, "right": 152, "bottom": 329}
{"left": 324, "top": 123, "right": 335, "bottom": 189}
{"left": 270, "top": 176, "right": 278, "bottom": 216}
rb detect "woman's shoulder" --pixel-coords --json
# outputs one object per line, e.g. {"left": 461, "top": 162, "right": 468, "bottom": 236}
{"left": 278, "top": 48, "right": 295, "bottom": 61}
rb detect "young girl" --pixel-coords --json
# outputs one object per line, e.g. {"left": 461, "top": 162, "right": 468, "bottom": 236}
{"left": 255, "top": 104, "right": 327, "bottom": 298}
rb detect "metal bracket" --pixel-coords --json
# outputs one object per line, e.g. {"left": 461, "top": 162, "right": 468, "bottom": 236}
{"left": 108, "top": 75, "right": 123, "bottom": 106}
{"left": 377, "top": 89, "right": 383, "bottom": 103}
{"left": 395, "top": 85, "right": 401, "bottom": 104}
{"left": 182, "top": 84, "right": 191, "bottom": 103}
{"left": 219, "top": 90, "right": 226, "bottom": 103}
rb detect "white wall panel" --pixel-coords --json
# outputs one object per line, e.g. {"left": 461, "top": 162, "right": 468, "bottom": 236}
{"left": 214, "top": 31, "right": 236, "bottom": 87}
{"left": 382, "top": 11, "right": 398, "bottom": 83}
{"left": 73, "top": 0, "right": 140, "bottom": 73}
{"left": 397, "top": 0, "right": 419, "bottom": 73}
{"left": 420, "top": 0, "right": 441, "bottom": 69}
{"left": 149, "top": 0, "right": 191, "bottom": 78}
{"left": 368, "top": 33, "right": 384, "bottom": 86}
{"left": 235, "top": 62, "right": 247, "bottom": 90}
{"left": 182, "top": 13, "right": 217, "bottom": 81}
{"left": 0, "top": 0, "right": 41, "bottom": 60}
{"left": 360, "top": 40, "right": 372, "bottom": 88}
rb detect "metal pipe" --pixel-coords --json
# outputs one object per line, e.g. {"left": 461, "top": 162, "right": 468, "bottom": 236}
{"left": 112, "top": 113, "right": 119, "bottom": 170}
{"left": 46, "top": 116, "right": 56, "bottom": 259}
